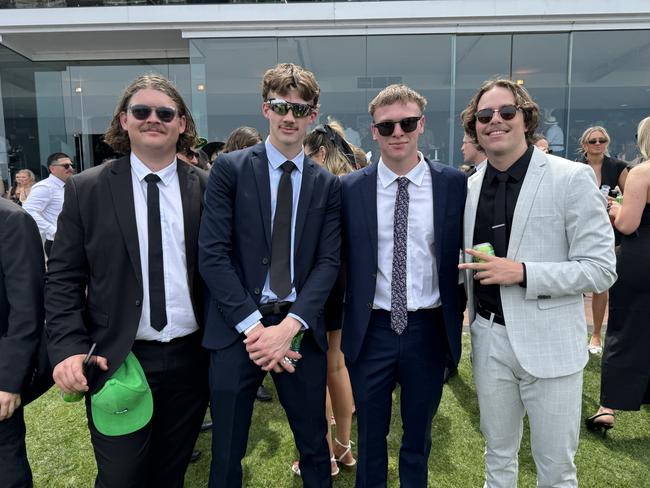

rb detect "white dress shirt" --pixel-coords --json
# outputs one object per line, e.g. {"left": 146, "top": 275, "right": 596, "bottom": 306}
{"left": 130, "top": 153, "right": 199, "bottom": 342}
{"left": 235, "top": 137, "right": 308, "bottom": 333}
{"left": 373, "top": 153, "right": 440, "bottom": 311}
{"left": 23, "top": 174, "right": 65, "bottom": 241}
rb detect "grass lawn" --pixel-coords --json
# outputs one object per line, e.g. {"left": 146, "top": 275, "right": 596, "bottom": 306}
{"left": 25, "top": 333, "right": 650, "bottom": 487}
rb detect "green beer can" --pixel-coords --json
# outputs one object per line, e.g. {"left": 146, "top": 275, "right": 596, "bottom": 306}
{"left": 472, "top": 242, "right": 495, "bottom": 263}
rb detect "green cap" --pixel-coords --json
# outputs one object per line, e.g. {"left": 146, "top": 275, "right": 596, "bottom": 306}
{"left": 91, "top": 352, "right": 153, "bottom": 436}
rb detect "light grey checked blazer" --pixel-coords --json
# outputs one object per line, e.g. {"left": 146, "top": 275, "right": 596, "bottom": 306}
{"left": 463, "top": 148, "right": 617, "bottom": 379}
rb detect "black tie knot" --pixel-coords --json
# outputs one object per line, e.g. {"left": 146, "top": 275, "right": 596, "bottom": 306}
{"left": 496, "top": 172, "right": 509, "bottom": 183}
{"left": 281, "top": 161, "right": 295, "bottom": 174}
{"left": 145, "top": 173, "right": 161, "bottom": 184}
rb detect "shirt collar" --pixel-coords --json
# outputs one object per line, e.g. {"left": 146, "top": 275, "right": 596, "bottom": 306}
{"left": 49, "top": 174, "right": 66, "bottom": 187}
{"left": 486, "top": 145, "right": 533, "bottom": 184}
{"left": 377, "top": 151, "right": 426, "bottom": 189}
{"left": 130, "top": 152, "right": 177, "bottom": 186}
{"left": 265, "top": 137, "right": 304, "bottom": 173}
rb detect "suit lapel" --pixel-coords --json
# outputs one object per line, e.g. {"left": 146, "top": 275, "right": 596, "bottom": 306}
{"left": 251, "top": 145, "right": 272, "bottom": 252}
{"left": 177, "top": 161, "right": 201, "bottom": 289}
{"left": 361, "top": 164, "right": 379, "bottom": 266}
{"left": 428, "top": 159, "right": 446, "bottom": 269}
{"left": 108, "top": 155, "right": 142, "bottom": 287}
{"left": 294, "top": 159, "right": 316, "bottom": 255}
{"left": 508, "top": 151, "right": 546, "bottom": 259}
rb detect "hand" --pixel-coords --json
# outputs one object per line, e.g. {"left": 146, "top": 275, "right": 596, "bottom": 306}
{"left": 244, "top": 316, "right": 302, "bottom": 373}
{"left": 0, "top": 391, "right": 21, "bottom": 421}
{"left": 608, "top": 200, "right": 621, "bottom": 219}
{"left": 53, "top": 354, "right": 109, "bottom": 394}
{"left": 458, "top": 249, "right": 524, "bottom": 286}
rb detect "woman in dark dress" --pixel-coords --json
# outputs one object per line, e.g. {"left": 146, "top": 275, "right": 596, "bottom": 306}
{"left": 292, "top": 121, "right": 357, "bottom": 478}
{"left": 586, "top": 116, "right": 650, "bottom": 433}
{"left": 580, "top": 126, "right": 629, "bottom": 354}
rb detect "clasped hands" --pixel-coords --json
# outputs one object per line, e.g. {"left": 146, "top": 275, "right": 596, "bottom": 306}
{"left": 244, "top": 316, "right": 302, "bottom": 374}
{"left": 458, "top": 248, "right": 524, "bottom": 285}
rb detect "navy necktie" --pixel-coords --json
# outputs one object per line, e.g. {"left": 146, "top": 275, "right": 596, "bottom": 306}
{"left": 391, "top": 177, "right": 410, "bottom": 335}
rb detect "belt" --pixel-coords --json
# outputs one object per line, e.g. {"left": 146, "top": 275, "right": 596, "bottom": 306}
{"left": 258, "top": 301, "right": 293, "bottom": 317}
{"left": 476, "top": 305, "right": 506, "bottom": 326}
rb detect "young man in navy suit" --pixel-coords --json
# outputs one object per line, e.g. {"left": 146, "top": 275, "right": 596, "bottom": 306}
{"left": 199, "top": 63, "right": 340, "bottom": 488}
{"left": 341, "top": 84, "right": 466, "bottom": 487}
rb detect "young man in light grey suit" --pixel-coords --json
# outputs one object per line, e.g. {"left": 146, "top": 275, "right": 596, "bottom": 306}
{"left": 458, "top": 79, "right": 617, "bottom": 488}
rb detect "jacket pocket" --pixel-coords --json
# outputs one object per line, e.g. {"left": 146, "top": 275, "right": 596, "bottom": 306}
{"left": 537, "top": 295, "right": 580, "bottom": 310}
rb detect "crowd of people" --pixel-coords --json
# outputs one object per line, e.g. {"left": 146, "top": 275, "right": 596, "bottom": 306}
{"left": 0, "top": 62, "right": 647, "bottom": 488}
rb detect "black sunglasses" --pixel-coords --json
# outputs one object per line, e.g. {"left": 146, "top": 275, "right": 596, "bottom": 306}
{"left": 587, "top": 138, "right": 608, "bottom": 145}
{"left": 52, "top": 163, "right": 74, "bottom": 170}
{"left": 265, "top": 98, "right": 314, "bottom": 118}
{"left": 373, "top": 116, "right": 422, "bottom": 137}
{"left": 475, "top": 105, "right": 521, "bottom": 124}
{"left": 128, "top": 104, "right": 178, "bottom": 123}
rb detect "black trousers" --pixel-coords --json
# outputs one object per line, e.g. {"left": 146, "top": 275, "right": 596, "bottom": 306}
{"left": 208, "top": 313, "right": 331, "bottom": 488}
{"left": 0, "top": 407, "right": 32, "bottom": 488}
{"left": 86, "top": 332, "right": 209, "bottom": 488}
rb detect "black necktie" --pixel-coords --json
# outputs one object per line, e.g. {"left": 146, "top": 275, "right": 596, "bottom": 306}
{"left": 270, "top": 161, "right": 295, "bottom": 298}
{"left": 493, "top": 172, "right": 509, "bottom": 258}
{"left": 144, "top": 173, "right": 167, "bottom": 331}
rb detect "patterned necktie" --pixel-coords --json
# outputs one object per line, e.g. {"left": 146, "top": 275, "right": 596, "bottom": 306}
{"left": 493, "top": 172, "right": 509, "bottom": 258}
{"left": 391, "top": 176, "right": 410, "bottom": 335}
{"left": 270, "top": 161, "right": 295, "bottom": 298}
{"left": 144, "top": 173, "right": 167, "bottom": 331}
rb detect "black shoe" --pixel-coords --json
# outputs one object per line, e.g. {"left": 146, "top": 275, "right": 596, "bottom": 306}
{"left": 585, "top": 412, "right": 615, "bottom": 437}
{"left": 200, "top": 420, "right": 213, "bottom": 432}
{"left": 256, "top": 385, "right": 272, "bottom": 402}
{"left": 443, "top": 366, "right": 458, "bottom": 384}
{"left": 190, "top": 450, "right": 201, "bottom": 463}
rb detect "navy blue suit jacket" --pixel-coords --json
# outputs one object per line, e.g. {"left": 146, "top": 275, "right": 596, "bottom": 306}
{"left": 340, "top": 159, "right": 466, "bottom": 364}
{"left": 199, "top": 143, "right": 341, "bottom": 352}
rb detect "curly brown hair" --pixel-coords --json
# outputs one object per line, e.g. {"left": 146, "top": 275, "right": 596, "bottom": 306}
{"left": 461, "top": 78, "right": 540, "bottom": 146}
{"left": 104, "top": 73, "right": 198, "bottom": 155}
{"left": 261, "top": 63, "right": 320, "bottom": 109}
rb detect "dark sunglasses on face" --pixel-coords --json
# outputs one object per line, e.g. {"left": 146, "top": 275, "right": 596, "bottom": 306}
{"left": 373, "top": 116, "right": 422, "bottom": 137}
{"left": 265, "top": 98, "right": 314, "bottom": 118}
{"left": 475, "top": 104, "right": 521, "bottom": 124}
{"left": 587, "top": 138, "right": 608, "bottom": 145}
{"left": 128, "top": 104, "right": 178, "bottom": 123}
{"left": 52, "top": 163, "right": 74, "bottom": 170}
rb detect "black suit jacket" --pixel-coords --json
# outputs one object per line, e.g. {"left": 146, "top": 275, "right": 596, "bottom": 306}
{"left": 341, "top": 159, "right": 466, "bottom": 364}
{"left": 45, "top": 156, "right": 207, "bottom": 394}
{"left": 198, "top": 143, "right": 341, "bottom": 352}
{"left": 0, "top": 199, "right": 45, "bottom": 395}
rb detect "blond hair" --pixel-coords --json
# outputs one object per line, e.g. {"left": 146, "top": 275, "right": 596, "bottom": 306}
{"left": 368, "top": 84, "right": 427, "bottom": 117}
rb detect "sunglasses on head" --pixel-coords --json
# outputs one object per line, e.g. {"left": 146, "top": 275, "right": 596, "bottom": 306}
{"left": 475, "top": 104, "right": 521, "bottom": 124}
{"left": 587, "top": 138, "right": 608, "bottom": 145}
{"left": 52, "top": 163, "right": 74, "bottom": 170}
{"left": 373, "top": 116, "right": 422, "bottom": 137}
{"left": 265, "top": 98, "right": 314, "bottom": 118}
{"left": 128, "top": 104, "right": 178, "bottom": 123}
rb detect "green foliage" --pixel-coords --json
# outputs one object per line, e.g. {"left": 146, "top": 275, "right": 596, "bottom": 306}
{"left": 25, "top": 335, "right": 649, "bottom": 487}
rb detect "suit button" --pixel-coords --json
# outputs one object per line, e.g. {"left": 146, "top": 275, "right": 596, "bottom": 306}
{"left": 135, "top": 300, "right": 142, "bottom": 307}
{"left": 371, "top": 273, "right": 377, "bottom": 279}
{"left": 254, "top": 288, "right": 261, "bottom": 295}
{"left": 262, "top": 257, "right": 269, "bottom": 265}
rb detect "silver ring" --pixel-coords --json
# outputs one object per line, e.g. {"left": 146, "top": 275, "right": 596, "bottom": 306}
{"left": 283, "top": 357, "right": 290, "bottom": 364}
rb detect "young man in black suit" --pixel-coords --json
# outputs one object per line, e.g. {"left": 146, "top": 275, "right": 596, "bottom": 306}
{"left": 0, "top": 198, "right": 45, "bottom": 488}
{"left": 199, "top": 63, "right": 341, "bottom": 488}
{"left": 46, "top": 74, "right": 209, "bottom": 488}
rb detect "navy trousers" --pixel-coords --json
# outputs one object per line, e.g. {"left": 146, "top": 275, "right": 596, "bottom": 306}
{"left": 347, "top": 308, "right": 448, "bottom": 488}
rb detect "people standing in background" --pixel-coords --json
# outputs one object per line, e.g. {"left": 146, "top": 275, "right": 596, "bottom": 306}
{"left": 532, "top": 133, "right": 550, "bottom": 154}
{"left": 223, "top": 126, "right": 263, "bottom": 154}
{"left": 585, "top": 116, "right": 650, "bottom": 434}
{"left": 8, "top": 169, "right": 36, "bottom": 206}
{"left": 579, "top": 126, "right": 629, "bottom": 355}
{"left": 23, "top": 153, "right": 74, "bottom": 257}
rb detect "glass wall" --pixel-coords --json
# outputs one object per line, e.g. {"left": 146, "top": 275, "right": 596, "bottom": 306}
{"left": 3, "top": 29, "right": 650, "bottom": 191}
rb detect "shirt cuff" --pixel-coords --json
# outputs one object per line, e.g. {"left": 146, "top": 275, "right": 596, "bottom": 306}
{"left": 519, "top": 262, "right": 527, "bottom": 288}
{"left": 287, "top": 313, "right": 309, "bottom": 330}
{"left": 235, "top": 310, "right": 263, "bottom": 334}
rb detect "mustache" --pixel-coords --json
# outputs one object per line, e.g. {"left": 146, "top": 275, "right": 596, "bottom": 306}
{"left": 140, "top": 123, "right": 165, "bottom": 132}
